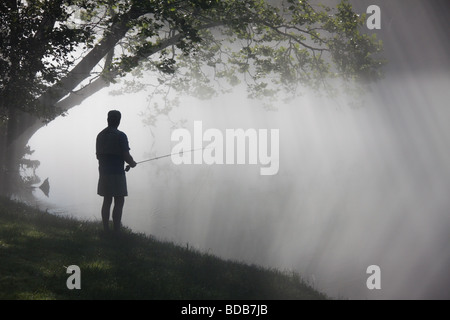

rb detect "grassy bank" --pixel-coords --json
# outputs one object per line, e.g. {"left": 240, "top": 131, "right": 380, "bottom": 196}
{"left": 0, "top": 196, "right": 326, "bottom": 300}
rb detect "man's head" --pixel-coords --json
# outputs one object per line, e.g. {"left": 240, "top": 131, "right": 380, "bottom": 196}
{"left": 107, "top": 110, "right": 121, "bottom": 128}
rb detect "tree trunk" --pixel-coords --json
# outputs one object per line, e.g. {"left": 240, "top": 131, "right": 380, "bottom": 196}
{"left": 0, "top": 106, "right": 42, "bottom": 196}
{"left": 0, "top": 76, "right": 112, "bottom": 197}
{"left": 0, "top": 123, "right": 8, "bottom": 196}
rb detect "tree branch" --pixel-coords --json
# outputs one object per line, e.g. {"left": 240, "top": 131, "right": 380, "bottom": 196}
{"left": 38, "top": 5, "right": 146, "bottom": 108}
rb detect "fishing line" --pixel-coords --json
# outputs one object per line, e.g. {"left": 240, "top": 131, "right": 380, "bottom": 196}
{"left": 125, "top": 146, "right": 211, "bottom": 172}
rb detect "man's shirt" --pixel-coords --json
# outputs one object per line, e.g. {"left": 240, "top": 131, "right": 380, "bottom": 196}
{"left": 96, "top": 127, "right": 130, "bottom": 174}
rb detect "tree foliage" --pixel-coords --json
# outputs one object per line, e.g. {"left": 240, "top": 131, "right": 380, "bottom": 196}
{"left": 0, "top": 0, "right": 92, "bottom": 120}
{"left": 0, "top": 0, "right": 383, "bottom": 124}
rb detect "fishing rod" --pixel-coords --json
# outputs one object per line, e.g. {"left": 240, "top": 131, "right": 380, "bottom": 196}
{"left": 125, "top": 146, "right": 209, "bottom": 172}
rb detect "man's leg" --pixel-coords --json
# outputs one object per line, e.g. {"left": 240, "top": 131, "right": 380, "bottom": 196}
{"left": 101, "top": 196, "right": 113, "bottom": 231}
{"left": 112, "top": 196, "right": 125, "bottom": 232}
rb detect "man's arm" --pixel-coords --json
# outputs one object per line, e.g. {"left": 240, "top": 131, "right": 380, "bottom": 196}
{"left": 124, "top": 151, "right": 137, "bottom": 168}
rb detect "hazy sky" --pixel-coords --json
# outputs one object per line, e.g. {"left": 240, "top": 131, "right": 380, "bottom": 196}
{"left": 27, "top": 0, "right": 450, "bottom": 299}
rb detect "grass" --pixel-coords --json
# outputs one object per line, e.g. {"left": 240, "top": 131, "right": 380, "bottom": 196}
{"left": 0, "top": 196, "right": 327, "bottom": 300}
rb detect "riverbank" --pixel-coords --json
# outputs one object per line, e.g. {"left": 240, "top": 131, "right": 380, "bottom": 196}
{"left": 0, "top": 196, "right": 326, "bottom": 300}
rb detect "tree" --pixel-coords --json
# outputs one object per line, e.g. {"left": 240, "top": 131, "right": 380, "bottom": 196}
{"left": 0, "top": 0, "right": 383, "bottom": 195}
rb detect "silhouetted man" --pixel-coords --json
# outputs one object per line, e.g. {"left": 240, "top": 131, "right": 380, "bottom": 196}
{"left": 96, "top": 110, "right": 137, "bottom": 232}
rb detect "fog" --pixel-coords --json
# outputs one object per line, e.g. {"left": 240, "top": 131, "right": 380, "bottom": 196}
{"left": 26, "top": 1, "right": 449, "bottom": 299}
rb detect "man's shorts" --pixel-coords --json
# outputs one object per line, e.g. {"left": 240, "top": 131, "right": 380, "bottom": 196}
{"left": 97, "top": 173, "right": 128, "bottom": 197}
